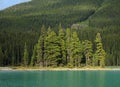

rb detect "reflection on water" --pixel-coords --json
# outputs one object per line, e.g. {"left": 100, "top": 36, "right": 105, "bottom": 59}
{"left": 0, "top": 71, "right": 120, "bottom": 87}
{"left": 0, "top": 0, "right": 31, "bottom": 10}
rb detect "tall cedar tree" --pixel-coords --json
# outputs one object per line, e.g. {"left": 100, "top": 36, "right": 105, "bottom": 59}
{"left": 66, "top": 28, "right": 71, "bottom": 65}
{"left": 70, "top": 32, "right": 83, "bottom": 67}
{"left": 12, "top": 49, "right": 15, "bottom": 66}
{"left": 95, "top": 33, "right": 106, "bottom": 67}
{"left": 58, "top": 24, "right": 66, "bottom": 66}
{"left": 45, "top": 27, "right": 61, "bottom": 67}
{"left": 82, "top": 40, "right": 93, "bottom": 66}
{"left": 23, "top": 43, "right": 29, "bottom": 66}
{"left": 36, "top": 25, "right": 46, "bottom": 67}
{"left": 0, "top": 47, "right": 4, "bottom": 66}
{"left": 31, "top": 44, "right": 37, "bottom": 66}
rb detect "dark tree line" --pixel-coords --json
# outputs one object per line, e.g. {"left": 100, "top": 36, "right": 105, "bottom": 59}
{"left": 0, "top": 25, "right": 119, "bottom": 67}
{"left": 0, "top": 31, "right": 39, "bottom": 66}
{"left": 0, "top": 25, "right": 105, "bottom": 67}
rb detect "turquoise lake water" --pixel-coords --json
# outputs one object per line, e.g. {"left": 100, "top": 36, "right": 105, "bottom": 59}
{"left": 0, "top": 0, "right": 31, "bottom": 10}
{"left": 0, "top": 70, "right": 120, "bottom": 87}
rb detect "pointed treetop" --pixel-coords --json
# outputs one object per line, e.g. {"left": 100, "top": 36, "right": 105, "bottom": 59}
{"left": 95, "top": 33, "right": 102, "bottom": 43}
{"left": 58, "top": 23, "right": 62, "bottom": 30}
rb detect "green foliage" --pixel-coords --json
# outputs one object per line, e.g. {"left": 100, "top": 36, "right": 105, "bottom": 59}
{"left": 95, "top": 33, "right": 106, "bottom": 67}
{"left": 30, "top": 44, "right": 37, "bottom": 66}
{"left": 23, "top": 43, "right": 29, "bottom": 66}
{"left": 70, "top": 32, "right": 83, "bottom": 67}
{"left": 0, "top": 0, "right": 119, "bottom": 67}
{"left": 0, "top": 30, "right": 39, "bottom": 66}
{"left": 44, "top": 28, "right": 61, "bottom": 67}
{"left": 0, "top": 0, "right": 119, "bottom": 31}
{"left": 89, "top": 0, "right": 120, "bottom": 28}
{"left": 58, "top": 24, "right": 66, "bottom": 66}
{"left": 36, "top": 25, "right": 46, "bottom": 66}
{"left": 0, "top": 47, "right": 4, "bottom": 66}
{"left": 82, "top": 40, "right": 93, "bottom": 66}
{"left": 0, "top": 0, "right": 102, "bottom": 30}
{"left": 12, "top": 49, "right": 15, "bottom": 66}
{"left": 66, "top": 28, "right": 71, "bottom": 65}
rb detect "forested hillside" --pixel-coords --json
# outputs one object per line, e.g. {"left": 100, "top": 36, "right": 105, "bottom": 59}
{"left": 0, "top": 0, "right": 120, "bottom": 66}
{"left": 89, "top": 0, "right": 120, "bottom": 28}
{"left": 0, "top": 0, "right": 103, "bottom": 30}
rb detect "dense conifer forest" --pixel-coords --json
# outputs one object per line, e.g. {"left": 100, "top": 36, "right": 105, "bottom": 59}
{"left": 0, "top": 25, "right": 106, "bottom": 67}
{"left": 0, "top": 0, "right": 120, "bottom": 67}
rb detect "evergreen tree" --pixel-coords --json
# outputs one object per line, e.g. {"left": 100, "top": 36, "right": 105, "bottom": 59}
{"left": 12, "top": 49, "right": 15, "bottom": 66}
{"left": 36, "top": 25, "right": 46, "bottom": 67}
{"left": 95, "top": 33, "right": 106, "bottom": 67}
{"left": 70, "top": 32, "right": 83, "bottom": 67}
{"left": 0, "top": 47, "right": 4, "bottom": 66}
{"left": 36, "top": 37, "right": 43, "bottom": 66}
{"left": 82, "top": 40, "right": 93, "bottom": 66}
{"left": 58, "top": 24, "right": 66, "bottom": 66}
{"left": 23, "top": 43, "right": 29, "bottom": 66}
{"left": 45, "top": 27, "right": 61, "bottom": 67}
{"left": 66, "top": 28, "right": 71, "bottom": 65}
{"left": 31, "top": 44, "right": 37, "bottom": 66}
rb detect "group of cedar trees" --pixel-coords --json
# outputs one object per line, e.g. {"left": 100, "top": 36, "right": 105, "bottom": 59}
{"left": 22, "top": 25, "right": 106, "bottom": 67}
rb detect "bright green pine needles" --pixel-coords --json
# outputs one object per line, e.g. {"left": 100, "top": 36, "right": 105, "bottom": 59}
{"left": 70, "top": 32, "right": 83, "bottom": 67}
{"left": 44, "top": 28, "right": 61, "bottom": 67}
{"left": 95, "top": 33, "right": 106, "bottom": 67}
{"left": 29, "top": 26, "right": 106, "bottom": 67}
{"left": 82, "top": 40, "right": 93, "bottom": 66}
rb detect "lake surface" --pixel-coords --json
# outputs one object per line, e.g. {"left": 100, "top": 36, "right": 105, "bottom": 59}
{"left": 0, "top": 0, "right": 31, "bottom": 11}
{"left": 0, "top": 70, "right": 120, "bottom": 87}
